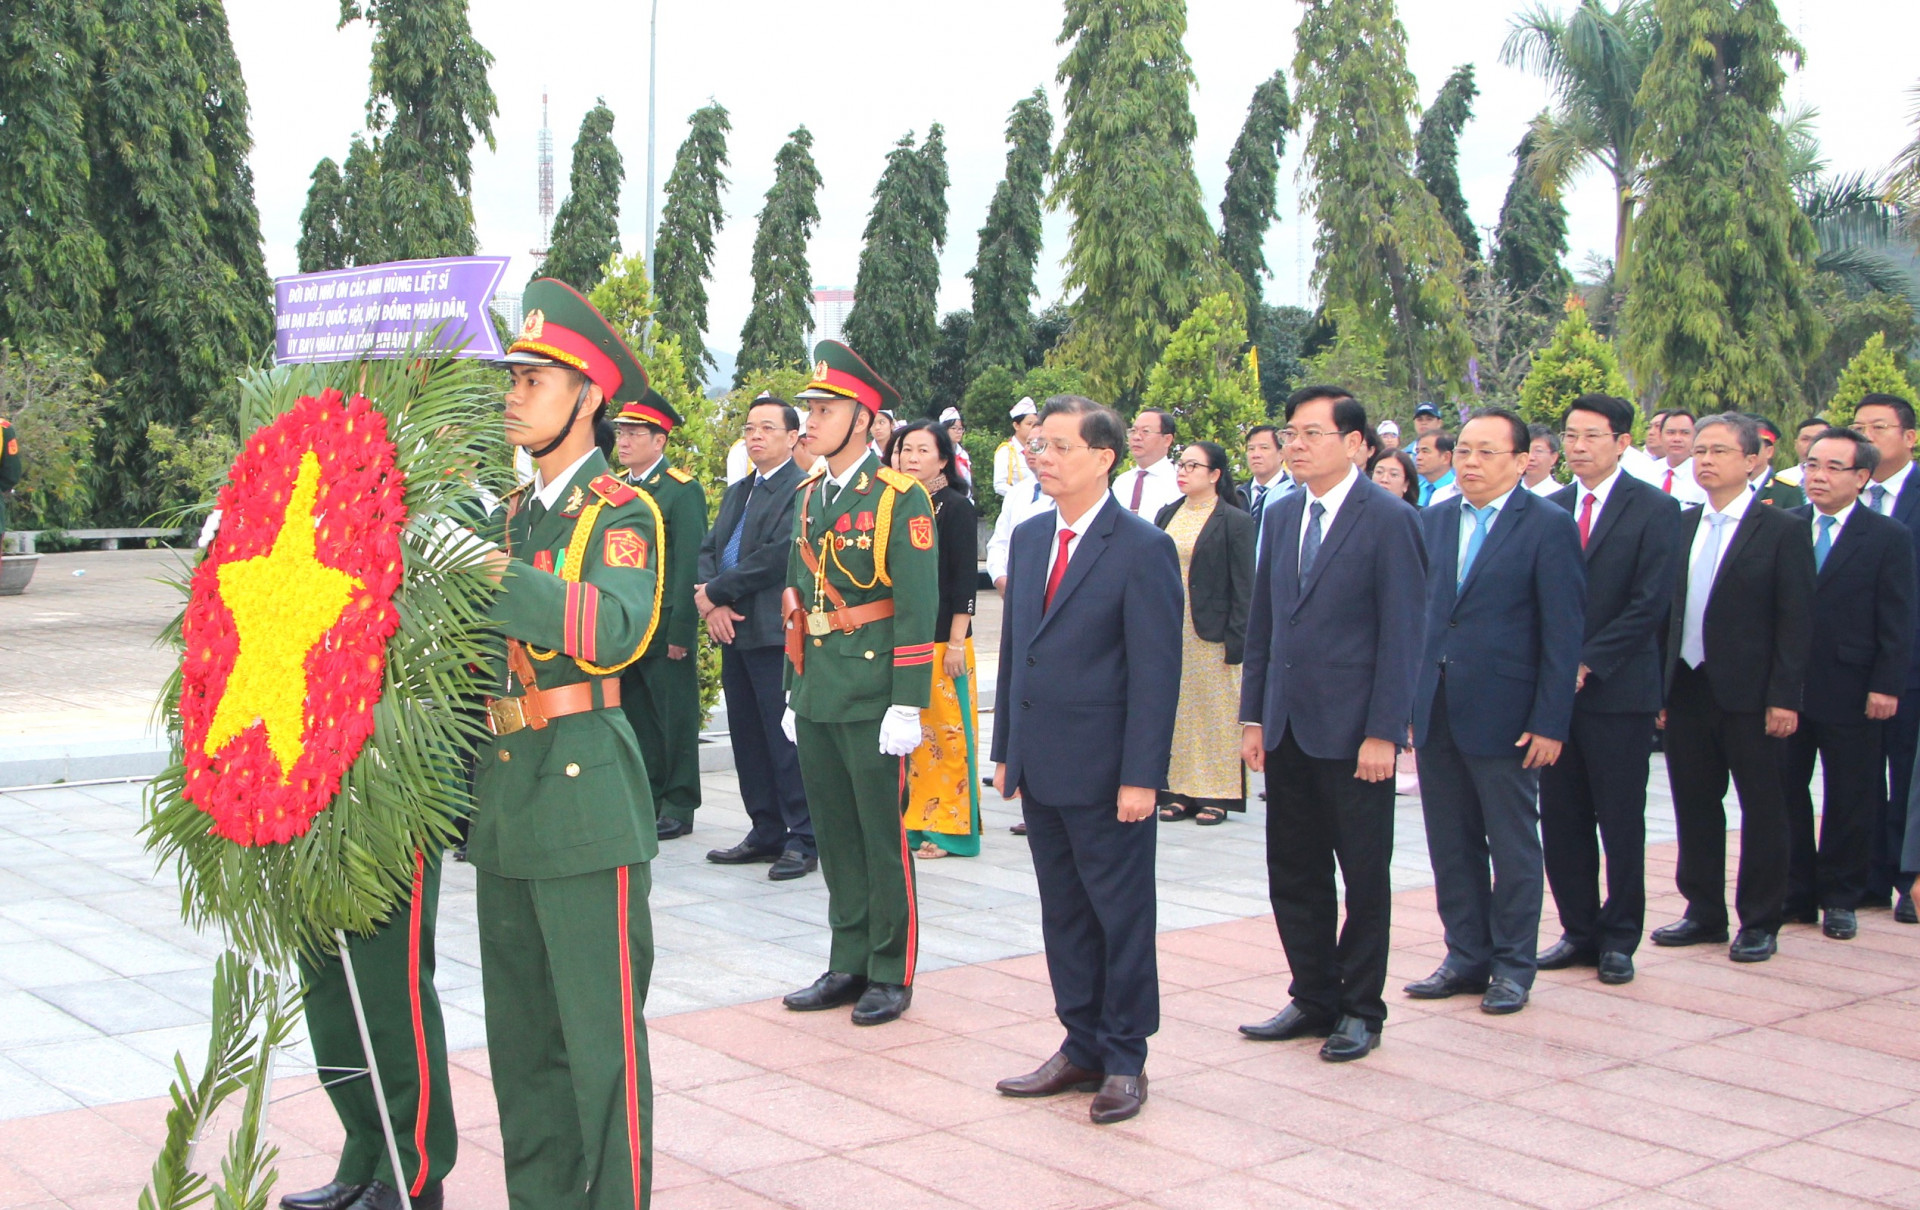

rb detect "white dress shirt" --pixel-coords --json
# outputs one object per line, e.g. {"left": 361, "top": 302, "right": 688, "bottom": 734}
{"left": 1455, "top": 486, "right": 1518, "bottom": 572}
{"left": 1619, "top": 445, "right": 1664, "bottom": 484}
{"left": 1686, "top": 486, "right": 1753, "bottom": 588}
{"left": 988, "top": 479, "right": 1056, "bottom": 585}
{"left": 1051, "top": 495, "right": 1106, "bottom": 569}
{"left": 725, "top": 439, "right": 751, "bottom": 485}
{"left": 1526, "top": 475, "right": 1562, "bottom": 497}
{"left": 532, "top": 447, "right": 599, "bottom": 510}
{"left": 1811, "top": 499, "right": 1856, "bottom": 549}
{"left": 1653, "top": 457, "right": 1709, "bottom": 506}
{"left": 1679, "top": 487, "right": 1753, "bottom": 666}
{"left": 1572, "top": 467, "right": 1624, "bottom": 536}
{"left": 1867, "top": 461, "right": 1913, "bottom": 516}
{"left": 993, "top": 439, "right": 1032, "bottom": 498}
{"left": 1111, "top": 457, "right": 1182, "bottom": 518}
{"left": 1297, "top": 466, "right": 1360, "bottom": 562}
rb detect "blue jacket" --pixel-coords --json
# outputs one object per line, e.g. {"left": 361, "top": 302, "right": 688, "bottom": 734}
{"left": 1239, "top": 475, "right": 1427, "bottom": 760}
{"left": 991, "top": 496, "right": 1184, "bottom": 805}
{"left": 1413, "top": 487, "right": 1587, "bottom": 756}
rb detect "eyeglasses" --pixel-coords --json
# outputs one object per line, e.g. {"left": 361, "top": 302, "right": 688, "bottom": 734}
{"left": 1453, "top": 447, "right": 1523, "bottom": 462}
{"left": 1278, "top": 427, "right": 1339, "bottom": 445}
{"left": 1560, "top": 429, "right": 1622, "bottom": 445}
{"left": 1694, "top": 445, "right": 1747, "bottom": 460}
{"left": 1175, "top": 460, "right": 1212, "bottom": 472}
{"left": 1854, "top": 421, "right": 1905, "bottom": 437}
{"left": 1127, "top": 426, "right": 1167, "bottom": 438}
{"left": 1026, "top": 438, "right": 1091, "bottom": 457}
{"left": 741, "top": 421, "right": 787, "bottom": 436}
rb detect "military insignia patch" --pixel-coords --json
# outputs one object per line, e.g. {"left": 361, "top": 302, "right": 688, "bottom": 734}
{"left": 603, "top": 528, "right": 649, "bottom": 569}
{"left": 834, "top": 513, "right": 853, "bottom": 533}
{"left": 563, "top": 485, "right": 586, "bottom": 516}
{"left": 813, "top": 360, "right": 829, "bottom": 381}
{"left": 533, "top": 550, "right": 555, "bottom": 573}
{"left": 521, "top": 309, "right": 545, "bottom": 340}
{"left": 665, "top": 466, "right": 694, "bottom": 484}
{"left": 854, "top": 472, "right": 871, "bottom": 494}
{"left": 4, "top": 439, "right": 13, "bottom": 456}
{"left": 908, "top": 515, "right": 934, "bottom": 550}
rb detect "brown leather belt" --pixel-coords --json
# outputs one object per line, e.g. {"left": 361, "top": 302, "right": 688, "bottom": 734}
{"left": 485, "top": 677, "right": 621, "bottom": 736}
{"left": 784, "top": 596, "right": 895, "bottom": 675}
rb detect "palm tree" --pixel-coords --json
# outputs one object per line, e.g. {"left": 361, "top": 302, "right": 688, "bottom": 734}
{"left": 1890, "top": 82, "right": 1920, "bottom": 244}
{"left": 1500, "top": 0, "right": 1662, "bottom": 277}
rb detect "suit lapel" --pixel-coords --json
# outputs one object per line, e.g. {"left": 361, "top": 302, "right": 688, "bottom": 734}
{"left": 1456, "top": 488, "right": 1530, "bottom": 602}
{"left": 1713, "top": 504, "right": 1763, "bottom": 591}
{"left": 1895, "top": 471, "right": 1920, "bottom": 527}
{"left": 1271, "top": 495, "right": 1304, "bottom": 607}
{"left": 1818, "top": 512, "right": 1865, "bottom": 584}
{"left": 1293, "top": 484, "right": 1368, "bottom": 612}
{"left": 1435, "top": 500, "right": 1463, "bottom": 604}
{"left": 1033, "top": 497, "right": 1117, "bottom": 639}
{"left": 1584, "top": 479, "right": 1630, "bottom": 557}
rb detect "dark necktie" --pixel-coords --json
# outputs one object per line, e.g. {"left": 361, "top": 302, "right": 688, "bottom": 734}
{"left": 1251, "top": 483, "right": 1268, "bottom": 524}
{"left": 1299, "top": 501, "right": 1325, "bottom": 577}
{"left": 1129, "top": 471, "right": 1147, "bottom": 512}
{"left": 721, "top": 477, "right": 759, "bottom": 571}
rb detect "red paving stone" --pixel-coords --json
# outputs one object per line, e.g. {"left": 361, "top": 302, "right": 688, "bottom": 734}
{"left": 7, "top": 839, "right": 1920, "bottom": 1209}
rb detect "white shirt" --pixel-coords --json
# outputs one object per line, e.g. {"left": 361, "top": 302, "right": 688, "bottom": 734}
{"left": 726, "top": 439, "right": 751, "bottom": 485}
{"left": 1573, "top": 467, "right": 1624, "bottom": 533}
{"left": 1297, "top": 466, "right": 1360, "bottom": 562}
{"left": 1868, "top": 461, "right": 1912, "bottom": 516}
{"left": 1658, "top": 457, "right": 1710, "bottom": 506}
{"left": 1811, "top": 500, "right": 1856, "bottom": 551}
{"left": 532, "top": 448, "right": 599, "bottom": 510}
{"left": 625, "top": 455, "right": 664, "bottom": 485}
{"left": 1686, "top": 487, "right": 1753, "bottom": 589}
{"left": 1425, "top": 478, "right": 1461, "bottom": 507}
{"left": 993, "top": 439, "right": 1032, "bottom": 498}
{"left": 1051, "top": 495, "right": 1106, "bottom": 569}
{"left": 1456, "top": 486, "right": 1519, "bottom": 572}
{"left": 1111, "top": 457, "right": 1182, "bottom": 518}
{"left": 988, "top": 479, "right": 1056, "bottom": 585}
{"left": 1526, "top": 475, "right": 1562, "bottom": 497}
{"left": 821, "top": 454, "right": 865, "bottom": 503}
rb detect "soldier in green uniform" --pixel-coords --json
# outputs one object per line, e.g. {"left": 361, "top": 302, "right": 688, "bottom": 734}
{"left": 470, "top": 279, "right": 664, "bottom": 1209}
{"left": 612, "top": 392, "right": 709, "bottom": 841}
{"left": 779, "top": 342, "right": 939, "bottom": 1026}
{"left": 0, "top": 414, "right": 21, "bottom": 552}
{"left": 1751, "top": 415, "right": 1808, "bottom": 509}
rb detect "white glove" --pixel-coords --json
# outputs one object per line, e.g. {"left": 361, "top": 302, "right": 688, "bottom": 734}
{"left": 196, "top": 509, "right": 224, "bottom": 549}
{"left": 781, "top": 707, "right": 797, "bottom": 745}
{"left": 412, "top": 513, "right": 496, "bottom": 565}
{"left": 878, "top": 704, "right": 923, "bottom": 757}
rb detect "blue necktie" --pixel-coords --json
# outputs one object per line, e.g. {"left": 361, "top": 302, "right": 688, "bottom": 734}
{"left": 1871, "top": 484, "right": 1889, "bottom": 514}
{"left": 1032, "top": 482, "right": 1043, "bottom": 503}
{"left": 1815, "top": 514, "right": 1835, "bottom": 572}
{"left": 1458, "top": 504, "right": 1494, "bottom": 586}
{"left": 1251, "top": 483, "right": 1268, "bottom": 525}
{"left": 721, "top": 477, "right": 760, "bottom": 570}
{"left": 1299, "top": 501, "right": 1325, "bottom": 577}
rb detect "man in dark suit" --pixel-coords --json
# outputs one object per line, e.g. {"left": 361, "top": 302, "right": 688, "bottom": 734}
{"left": 1406, "top": 408, "right": 1586, "bottom": 1015}
{"left": 1236, "top": 388, "right": 1426, "bottom": 1061}
{"left": 1654, "top": 413, "right": 1815, "bottom": 963}
{"left": 1784, "top": 428, "right": 1914, "bottom": 940}
{"left": 697, "top": 395, "right": 814, "bottom": 879}
{"left": 991, "top": 395, "right": 1183, "bottom": 1125}
{"left": 1853, "top": 394, "right": 1920, "bottom": 922}
{"left": 1537, "top": 395, "right": 1682, "bottom": 986}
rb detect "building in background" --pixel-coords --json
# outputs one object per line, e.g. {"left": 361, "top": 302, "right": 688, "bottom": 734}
{"left": 811, "top": 287, "right": 855, "bottom": 346}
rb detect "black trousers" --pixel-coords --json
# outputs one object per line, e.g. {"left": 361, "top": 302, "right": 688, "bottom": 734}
{"left": 1265, "top": 725, "right": 1393, "bottom": 1027}
{"left": 1540, "top": 709, "right": 1654, "bottom": 956}
{"left": 1782, "top": 717, "right": 1881, "bottom": 912}
{"left": 1876, "top": 695, "right": 1920, "bottom": 895}
{"left": 722, "top": 643, "right": 813, "bottom": 855}
{"left": 1663, "top": 663, "right": 1790, "bottom": 933}
{"left": 1021, "top": 783, "right": 1158, "bottom": 1077}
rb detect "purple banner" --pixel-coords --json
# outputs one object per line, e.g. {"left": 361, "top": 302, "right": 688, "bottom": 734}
{"left": 273, "top": 256, "right": 510, "bottom": 364}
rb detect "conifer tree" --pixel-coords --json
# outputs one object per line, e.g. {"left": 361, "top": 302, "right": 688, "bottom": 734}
{"left": 1141, "top": 293, "right": 1267, "bottom": 448}
{"left": 0, "top": 0, "right": 112, "bottom": 354}
{"left": 1294, "top": 0, "right": 1475, "bottom": 400}
{"left": 539, "top": 101, "right": 623, "bottom": 293}
{"left": 1491, "top": 126, "right": 1571, "bottom": 313}
{"left": 1517, "top": 299, "right": 1630, "bottom": 425}
{"left": 1053, "top": 0, "right": 1228, "bottom": 402}
{"left": 843, "top": 126, "right": 951, "bottom": 412}
{"left": 1826, "top": 332, "right": 1913, "bottom": 425}
{"left": 297, "top": 159, "right": 349, "bottom": 272}
{"left": 653, "top": 103, "right": 732, "bottom": 388}
{"left": 736, "top": 127, "right": 822, "bottom": 384}
{"left": 338, "top": 135, "right": 388, "bottom": 267}
{"left": 1220, "top": 70, "right": 1295, "bottom": 304}
{"left": 184, "top": 0, "right": 270, "bottom": 356}
{"left": 967, "top": 90, "right": 1053, "bottom": 378}
{"left": 1415, "top": 64, "right": 1480, "bottom": 262}
{"left": 1622, "top": 0, "right": 1824, "bottom": 413}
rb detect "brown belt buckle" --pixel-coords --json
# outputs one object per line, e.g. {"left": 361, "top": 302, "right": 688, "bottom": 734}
{"left": 486, "top": 696, "right": 527, "bottom": 736}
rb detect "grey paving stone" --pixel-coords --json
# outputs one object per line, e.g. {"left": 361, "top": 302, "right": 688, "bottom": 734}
{"left": 0, "top": 939, "right": 118, "bottom": 990}
{"left": 31, "top": 977, "right": 205, "bottom": 1034}
{"left": 0, "top": 989, "right": 96, "bottom": 1048}
{"left": 0, "top": 1054, "right": 82, "bottom": 1118}
{"left": 8, "top": 1035, "right": 179, "bottom": 1106}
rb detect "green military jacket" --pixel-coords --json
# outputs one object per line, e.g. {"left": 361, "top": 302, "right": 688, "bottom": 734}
{"left": 1756, "top": 474, "right": 1806, "bottom": 511}
{"left": 623, "top": 459, "right": 708, "bottom": 654}
{"left": 784, "top": 450, "right": 939, "bottom": 723}
{"left": 0, "top": 416, "right": 20, "bottom": 533}
{"left": 469, "top": 449, "right": 664, "bottom": 880}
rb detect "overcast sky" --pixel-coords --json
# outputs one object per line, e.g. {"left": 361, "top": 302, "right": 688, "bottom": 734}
{"left": 230, "top": 0, "right": 1919, "bottom": 354}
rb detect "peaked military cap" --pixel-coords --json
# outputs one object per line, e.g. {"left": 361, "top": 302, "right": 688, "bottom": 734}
{"left": 796, "top": 340, "right": 901, "bottom": 416}
{"left": 612, "top": 388, "right": 682, "bottom": 434}
{"left": 502, "top": 278, "right": 647, "bottom": 406}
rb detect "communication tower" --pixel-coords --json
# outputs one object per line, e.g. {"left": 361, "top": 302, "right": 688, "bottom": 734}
{"left": 532, "top": 90, "right": 554, "bottom": 265}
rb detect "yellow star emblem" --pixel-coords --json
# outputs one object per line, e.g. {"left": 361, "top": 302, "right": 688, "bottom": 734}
{"left": 204, "top": 450, "right": 365, "bottom": 780}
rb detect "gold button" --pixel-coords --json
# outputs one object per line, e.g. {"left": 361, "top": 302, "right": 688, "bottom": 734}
{"left": 565, "top": 762, "right": 581, "bottom": 777}
{"left": 813, "top": 638, "right": 822, "bottom": 647}
{"left": 499, "top": 750, "right": 511, "bottom": 762}
{"left": 864, "top": 650, "right": 875, "bottom": 659}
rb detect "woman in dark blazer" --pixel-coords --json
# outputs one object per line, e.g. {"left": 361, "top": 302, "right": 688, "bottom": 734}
{"left": 1153, "top": 441, "right": 1256, "bottom": 824}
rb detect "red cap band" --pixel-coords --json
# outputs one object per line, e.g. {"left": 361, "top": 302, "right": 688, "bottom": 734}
{"left": 509, "top": 323, "right": 624, "bottom": 401}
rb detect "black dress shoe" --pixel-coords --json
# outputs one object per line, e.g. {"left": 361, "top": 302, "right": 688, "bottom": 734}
{"left": 347, "top": 1183, "right": 442, "bottom": 1210}
{"left": 995, "top": 1051, "right": 1104, "bottom": 1097}
{"left": 1822, "top": 908, "right": 1858, "bottom": 940}
{"left": 1597, "top": 951, "right": 1635, "bottom": 985}
{"left": 1318, "top": 1015, "right": 1380, "bottom": 1062}
{"left": 1897, "top": 892, "right": 1918, "bottom": 925}
{"left": 1403, "top": 965, "right": 1490, "bottom": 999}
{"left": 656, "top": 816, "right": 694, "bottom": 840}
{"left": 783, "top": 971, "right": 868, "bottom": 1012}
{"left": 1480, "top": 977, "right": 1530, "bottom": 1015}
{"left": 1239, "top": 1003, "right": 1336, "bottom": 1041}
{"left": 707, "top": 839, "right": 783, "bottom": 864}
{"left": 1089, "top": 1073, "right": 1146, "bottom": 1124}
{"left": 851, "top": 981, "right": 911, "bottom": 1025}
{"left": 1650, "top": 918, "right": 1729, "bottom": 947}
{"left": 768, "top": 849, "right": 818, "bottom": 880}
{"left": 1010, "top": 821, "right": 1027, "bottom": 835}
{"left": 1536, "top": 939, "right": 1599, "bottom": 970}
{"left": 1729, "top": 928, "right": 1777, "bottom": 963}
{"left": 281, "top": 1182, "right": 367, "bottom": 1210}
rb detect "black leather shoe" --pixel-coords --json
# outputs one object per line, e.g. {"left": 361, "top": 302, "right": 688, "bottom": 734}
{"left": 281, "top": 1182, "right": 367, "bottom": 1210}
{"left": 783, "top": 971, "right": 867, "bottom": 1012}
{"left": 656, "top": 816, "right": 693, "bottom": 840}
{"left": 1318, "top": 1015, "right": 1380, "bottom": 1062}
{"left": 1897, "top": 892, "right": 1918, "bottom": 925}
{"left": 347, "top": 1183, "right": 442, "bottom": 1210}
{"left": 1729, "top": 928, "right": 1777, "bottom": 963}
{"left": 768, "top": 849, "right": 818, "bottom": 881}
{"left": 1536, "top": 939, "right": 1599, "bottom": 970}
{"left": 1822, "top": 908, "right": 1858, "bottom": 940}
{"left": 1403, "top": 965, "right": 1490, "bottom": 999}
{"left": 1089, "top": 1073, "right": 1146, "bottom": 1124}
{"left": 1480, "top": 976, "right": 1530, "bottom": 1015}
{"left": 1009, "top": 821, "right": 1027, "bottom": 835}
{"left": 1239, "top": 1003, "right": 1336, "bottom": 1041}
{"left": 1651, "top": 918, "right": 1729, "bottom": 947}
{"left": 995, "top": 1051, "right": 1104, "bottom": 1097}
{"left": 707, "top": 839, "right": 783, "bottom": 864}
{"left": 851, "top": 981, "right": 911, "bottom": 1025}
{"left": 1597, "top": 951, "right": 1635, "bottom": 985}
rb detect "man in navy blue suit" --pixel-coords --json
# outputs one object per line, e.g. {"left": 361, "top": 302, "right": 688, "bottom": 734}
{"left": 991, "top": 395, "right": 1183, "bottom": 1125}
{"left": 1236, "top": 387, "right": 1426, "bottom": 1062}
{"left": 1406, "top": 408, "right": 1586, "bottom": 1015}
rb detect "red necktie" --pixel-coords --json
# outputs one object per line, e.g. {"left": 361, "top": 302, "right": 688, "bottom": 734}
{"left": 1129, "top": 471, "right": 1147, "bottom": 512}
{"left": 1045, "top": 530, "right": 1074, "bottom": 610}
{"left": 1662, "top": 467, "right": 1674, "bottom": 494}
{"left": 1578, "top": 492, "right": 1596, "bottom": 548}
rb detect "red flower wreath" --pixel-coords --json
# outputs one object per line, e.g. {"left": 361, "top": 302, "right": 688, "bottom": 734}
{"left": 179, "top": 390, "right": 406, "bottom": 845}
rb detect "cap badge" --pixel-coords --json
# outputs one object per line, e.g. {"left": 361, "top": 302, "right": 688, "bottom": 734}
{"left": 521, "top": 309, "right": 545, "bottom": 340}
{"left": 813, "top": 360, "right": 829, "bottom": 381}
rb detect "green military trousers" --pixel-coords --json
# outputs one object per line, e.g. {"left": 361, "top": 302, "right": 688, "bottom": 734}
{"left": 794, "top": 716, "right": 919, "bottom": 986}
{"left": 621, "top": 652, "right": 703, "bottom": 825}
{"left": 477, "top": 863, "right": 653, "bottom": 1210}
{"left": 299, "top": 851, "right": 457, "bottom": 1194}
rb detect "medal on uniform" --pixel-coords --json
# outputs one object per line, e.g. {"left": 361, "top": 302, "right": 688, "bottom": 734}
{"left": 854, "top": 511, "right": 875, "bottom": 550}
